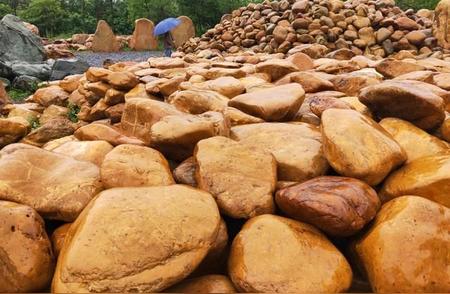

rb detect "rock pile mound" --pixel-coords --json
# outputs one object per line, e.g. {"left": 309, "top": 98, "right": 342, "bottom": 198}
{"left": 181, "top": 0, "right": 436, "bottom": 57}
{"left": 1, "top": 47, "right": 450, "bottom": 292}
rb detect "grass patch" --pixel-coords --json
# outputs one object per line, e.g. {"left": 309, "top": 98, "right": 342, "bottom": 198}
{"left": 27, "top": 116, "right": 41, "bottom": 130}
{"left": 68, "top": 103, "right": 80, "bottom": 123}
{"left": 7, "top": 88, "right": 33, "bottom": 102}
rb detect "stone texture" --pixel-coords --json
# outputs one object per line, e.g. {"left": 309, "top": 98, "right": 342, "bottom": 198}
{"left": 52, "top": 185, "right": 220, "bottom": 293}
{"left": 0, "top": 201, "right": 54, "bottom": 292}
{"left": 75, "top": 123, "right": 145, "bottom": 146}
{"left": 171, "top": 16, "right": 196, "bottom": 48}
{"left": 101, "top": 144, "right": 174, "bottom": 188}
{"left": 52, "top": 140, "right": 114, "bottom": 166}
{"left": 0, "top": 144, "right": 103, "bottom": 221}
{"left": 91, "top": 20, "right": 119, "bottom": 52}
{"left": 130, "top": 18, "right": 157, "bottom": 51}
{"left": 0, "top": 117, "right": 30, "bottom": 148}
{"left": 195, "top": 136, "right": 276, "bottom": 219}
{"left": 276, "top": 176, "right": 380, "bottom": 237}
{"left": 165, "top": 275, "right": 236, "bottom": 293}
{"left": 321, "top": 109, "right": 406, "bottom": 186}
{"left": 353, "top": 196, "right": 450, "bottom": 293}
{"left": 229, "top": 215, "right": 353, "bottom": 293}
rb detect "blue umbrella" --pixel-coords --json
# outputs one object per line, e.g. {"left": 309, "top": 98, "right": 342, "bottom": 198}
{"left": 154, "top": 18, "right": 182, "bottom": 36}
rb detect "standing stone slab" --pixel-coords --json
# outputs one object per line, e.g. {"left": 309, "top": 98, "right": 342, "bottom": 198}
{"left": 172, "top": 16, "right": 196, "bottom": 48}
{"left": 130, "top": 18, "right": 157, "bottom": 51}
{"left": 434, "top": 0, "right": 450, "bottom": 50}
{"left": 91, "top": 20, "right": 120, "bottom": 53}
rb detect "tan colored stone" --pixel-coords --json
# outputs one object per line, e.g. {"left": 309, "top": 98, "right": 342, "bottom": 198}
{"left": 353, "top": 196, "right": 450, "bottom": 293}
{"left": 0, "top": 144, "right": 103, "bottom": 221}
{"left": 101, "top": 144, "right": 174, "bottom": 188}
{"left": 195, "top": 136, "right": 276, "bottom": 219}
{"left": 51, "top": 223, "right": 71, "bottom": 257}
{"left": 223, "top": 106, "right": 265, "bottom": 126}
{"left": 130, "top": 18, "right": 157, "bottom": 51}
{"left": 229, "top": 215, "right": 353, "bottom": 293}
{"left": 180, "top": 77, "right": 245, "bottom": 98}
{"left": 380, "top": 154, "right": 450, "bottom": 207}
{"left": 229, "top": 83, "right": 305, "bottom": 121}
{"left": 121, "top": 98, "right": 181, "bottom": 144}
{"left": 255, "top": 59, "right": 299, "bottom": 81}
{"left": 0, "top": 117, "right": 30, "bottom": 148}
{"left": 0, "top": 201, "right": 54, "bottom": 292}
{"left": 52, "top": 185, "right": 220, "bottom": 293}
{"left": 380, "top": 118, "right": 449, "bottom": 163}
{"left": 276, "top": 72, "right": 334, "bottom": 93}
{"left": 21, "top": 119, "right": 75, "bottom": 147}
{"left": 375, "top": 59, "right": 426, "bottom": 78}
{"left": 168, "top": 90, "right": 229, "bottom": 114}
{"left": 150, "top": 112, "right": 230, "bottom": 161}
{"left": 74, "top": 123, "right": 145, "bottom": 146}
{"left": 42, "top": 135, "right": 78, "bottom": 151}
{"left": 91, "top": 20, "right": 119, "bottom": 52}
{"left": 107, "top": 71, "right": 139, "bottom": 90}
{"left": 40, "top": 105, "right": 68, "bottom": 125}
{"left": 165, "top": 275, "right": 236, "bottom": 293}
{"left": 59, "top": 74, "right": 83, "bottom": 93}
{"left": 442, "top": 115, "right": 450, "bottom": 142}
{"left": 33, "top": 86, "right": 69, "bottom": 107}
{"left": 231, "top": 122, "right": 328, "bottom": 182}
{"left": 321, "top": 109, "right": 406, "bottom": 186}
{"left": 433, "top": 0, "right": 450, "bottom": 50}
{"left": 173, "top": 157, "right": 197, "bottom": 187}
{"left": 172, "top": 16, "right": 196, "bottom": 48}
{"left": 359, "top": 80, "right": 446, "bottom": 130}
{"left": 331, "top": 73, "right": 381, "bottom": 96}
{"left": 52, "top": 140, "right": 113, "bottom": 166}
{"left": 86, "top": 67, "right": 112, "bottom": 82}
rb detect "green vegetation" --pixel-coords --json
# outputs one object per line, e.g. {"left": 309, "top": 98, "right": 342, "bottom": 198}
{"left": 0, "top": 0, "right": 264, "bottom": 37}
{"left": 68, "top": 102, "right": 80, "bottom": 123}
{"left": 27, "top": 116, "right": 40, "bottom": 129}
{"left": 7, "top": 87, "right": 33, "bottom": 102}
{"left": 396, "top": 0, "right": 439, "bottom": 11}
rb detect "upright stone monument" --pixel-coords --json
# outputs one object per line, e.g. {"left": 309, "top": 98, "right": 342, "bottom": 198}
{"left": 129, "top": 18, "right": 158, "bottom": 51}
{"left": 91, "top": 20, "right": 120, "bottom": 52}
{"left": 171, "top": 16, "right": 196, "bottom": 48}
{"left": 434, "top": 0, "right": 450, "bottom": 49}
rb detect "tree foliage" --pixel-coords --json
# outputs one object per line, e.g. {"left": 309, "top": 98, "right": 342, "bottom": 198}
{"left": 0, "top": 0, "right": 440, "bottom": 37}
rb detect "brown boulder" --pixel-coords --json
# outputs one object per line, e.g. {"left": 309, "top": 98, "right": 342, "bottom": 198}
{"left": 74, "top": 123, "right": 145, "bottom": 146}
{"left": 276, "top": 176, "right": 380, "bottom": 237}
{"left": 129, "top": 18, "right": 157, "bottom": 51}
{"left": 231, "top": 122, "right": 329, "bottom": 182}
{"left": 375, "top": 59, "right": 425, "bottom": 78}
{"left": 229, "top": 215, "right": 352, "bottom": 292}
{"left": 150, "top": 112, "right": 230, "bottom": 161}
{"left": 0, "top": 201, "right": 54, "bottom": 292}
{"left": 91, "top": 20, "right": 119, "bottom": 52}
{"left": 359, "top": 80, "right": 446, "bottom": 130}
{"left": 353, "top": 196, "right": 450, "bottom": 292}
{"left": 255, "top": 59, "right": 299, "bottom": 81}
{"left": 165, "top": 275, "right": 236, "bottom": 293}
{"left": 0, "top": 117, "right": 30, "bottom": 148}
{"left": 52, "top": 140, "right": 114, "bottom": 166}
{"left": 107, "top": 71, "right": 139, "bottom": 90}
{"left": 180, "top": 77, "right": 245, "bottom": 98}
{"left": 195, "top": 136, "right": 276, "bottom": 219}
{"left": 21, "top": 119, "right": 75, "bottom": 147}
{"left": 168, "top": 90, "right": 229, "bottom": 114}
{"left": 434, "top": 0, "right": 450, "bottom": 49}
{"left": 223, "top": 107, "right": 265, "bottom": 126}
{"left": 0, "top": 144, "right": 103, "bottom": 221}
{"left": 51, "top": 223, "right": 71, "bottom": 257}
{"left": 100, "top": 144, "right": 174, "bottom": 188}
{"left": 331, "top": 73, "right": 381, "bottom": 96}
{"left": 321, "top": 109, "right": 406, "bottom": 186}
{"left": 380, "top": 118, "right": 449, "bottom": 163}
{"left": 33, "top": 86, "right": 69, "bottom": 107}
{"left": 40, "top": 105, "right": 68, "bottom": 125}
{"left": 380, "top": 154, "right": 450, "bottom": 207}
{"left": 173, "top": 157, "right": 197, "bottom": 187}
{"left": 229, "top": 83, "right": 305, "bottom": 121}
{"left": 171, "top": 16, "right": 196, "bottom": 48}
{"left": 277, "top": 72, "right": 334, "bottom": 93}
{"left": 52, "top": 185, "right": 220, "bottom": 292}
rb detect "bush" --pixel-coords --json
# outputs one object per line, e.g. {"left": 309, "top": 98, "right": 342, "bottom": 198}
{"left": 19, "top": 0, "right": 67, "bottom": 36}
{"left": 0, "top": 3, "right": 13, "bottom": 19}
{"left": 396, "top": 0, "right": 439, "bottom": 11}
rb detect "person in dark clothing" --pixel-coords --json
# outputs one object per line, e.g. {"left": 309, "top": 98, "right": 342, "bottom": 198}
{"left": 163, "top": 32, "right": 175, "bottom": 57}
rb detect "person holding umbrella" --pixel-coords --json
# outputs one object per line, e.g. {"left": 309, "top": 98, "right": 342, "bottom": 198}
{"left": 154, "top": 18, "right": 182, "bottom": 57}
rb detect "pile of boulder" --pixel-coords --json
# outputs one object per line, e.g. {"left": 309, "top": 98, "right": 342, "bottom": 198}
{"left": 0, "top": 14, "right": 89, "bottom": 90}
{"left": 0, "top": 39, "right": 449, "bottom": 292}
{"left": 181, "top": 0, "right": 438, "bottom": 57}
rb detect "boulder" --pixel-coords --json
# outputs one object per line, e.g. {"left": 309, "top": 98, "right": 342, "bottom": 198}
{"left": 195, "top": 136, "right": 277, "bottom": 219}
{"left": 91, "top": 20, "right": 120, "bottom": 52}
{"left": 380, "top": 154, "right": 450, "bottom": 207}
{"left": 433, "top": 0, "right": 450, "bottom": 49}
{"left": 380, "top": 118, "right": 449, "bottom": 163}
{"left": 51, "top": 223, "right": 71, "bottom": 258}
{"left": 52, "top": 185, "right": 220, "bottom": 293}
{"left": 359, "top": 80, "right": 446, "bottom": 130}
{"left": 12, "top": 75, "right": 41, "bottom": 91}
{"left": 173, "top": 157, "right": 197, "bottom": 187}
{"left": 231, "top": 122, "right": 328, "bottom": 182}
{"left": 129, "top": 18, "right": 157, "bottom": 51}
{"left": 75, "top": 123, "right": 145, "bottom": 146}
{"left": 10, "top": 61, "right": 51, "bottom": 80}
{"left": 52, "top": 140, "right": 114, "bottom": 166}
{"left": 171, "top": 16, "right": 196, "bottom": 48}
{"left": 229, "top": 215, "right": 353, "bottom": 292}
{"left": 228, "top": 83, "right": 305, "bottom": 121}
{"left": 321, "top": 109, "right": 406, "bottom": 186}
{"left": 255, "top": 59, "right": 299, "bottom": 81}
{"left": 180, "top": 77, "right": 245, "bottom": 98}
{"left": 39, "top": 105, "right": 68, "bottom": 125}
{"left": 21, "top": 118, "right": 75, "bottom": 147}
{"left": 375, "top": 59, "right": 426, "bottom": 78}
{"left": 49, "top": 59, "right": 90, "bottom": 81}
{"left": 150, "top": 112, "right": 230, "bottom": 161}
{"left": 0, "top": 144, "right": 103, "bottom": 221}
{"left": 0, "top": 15, "right": 46, "bottom": 63}
{"left": 276, "top": 176, "right": 380, "bottom": 236}
{"left": 33, "top": 86, "right": 69, "bottom": 107}
{"left": 0, "top": 201, "right": 54, "bottom": 292}
{"left": 100, "top": 144, "right": 174, "bottom": 188}
{"left": 165, "top": 275, "right": 236, "bottom": 293}
{"left": 168, "top": 90, "right": 229, "bottom": 114}
{"left": 0, "top": 117, "right": 30, "bottom": 147}
{"left": 353, "top": 196, "right": 450, "bottom": 293}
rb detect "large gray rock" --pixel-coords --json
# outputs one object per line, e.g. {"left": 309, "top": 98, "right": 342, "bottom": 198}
{"left": 11, "top": 62, "right": 51, "bottom": 81}
{"left": 0, "top": 15, "right": 46, "bottom": 63}
{"left": 50, "top": 59, "right": 90, "bottom": 81}
{"left": 12, "top": 75, "right": 41, "bottom": 91}
{"left": 0, "top": 61, "right": 12, "bottom": 79}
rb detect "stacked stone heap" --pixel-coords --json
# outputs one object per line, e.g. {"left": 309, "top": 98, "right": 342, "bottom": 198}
{"left": 1, "top": 41, "right": 450, "bottom": 292}
{"left": 181, "top": 0, "right": 438, "bottom": 57}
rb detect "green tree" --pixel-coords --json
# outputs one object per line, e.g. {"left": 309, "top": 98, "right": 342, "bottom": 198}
{"left": 0, "top": 3, "right": 13, "bottom": 18}
{"left": 19, "top": 0, "right": 67, "bottom": 36}
{"left": 396, "top": 0, "right": 439, "bottom": 10}
{"left": 127, "top": 0, "right": 178, "bottom": 24}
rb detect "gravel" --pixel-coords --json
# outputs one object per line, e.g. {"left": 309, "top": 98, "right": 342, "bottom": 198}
{"left": 74, "top": 51, "right": 163, "bottom": 67}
